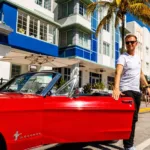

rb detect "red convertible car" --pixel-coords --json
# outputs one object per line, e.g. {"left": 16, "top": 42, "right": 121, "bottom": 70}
{"left": 0, "top": 71, "right": 135, "bottom": 150}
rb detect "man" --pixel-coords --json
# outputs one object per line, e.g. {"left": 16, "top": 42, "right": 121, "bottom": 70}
{"left": 112, "top": 33, "right": 150, "bottom": 150}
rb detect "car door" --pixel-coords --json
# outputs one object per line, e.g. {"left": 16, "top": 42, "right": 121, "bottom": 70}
{"left": 0, "top": 93, "right": 43, "bottom": 150}
{"left": 65, "top": 95, "right": 135, "bottom": 142}
{"left": 43, "top": 93, "right": 134, "bottom": 144}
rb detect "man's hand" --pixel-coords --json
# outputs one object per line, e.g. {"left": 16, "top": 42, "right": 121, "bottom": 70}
{"left": 112, "top": 88, "right": 125, "bottom": 100}
{"left": 146, "top": 88, "right": 150, "bottom": 96}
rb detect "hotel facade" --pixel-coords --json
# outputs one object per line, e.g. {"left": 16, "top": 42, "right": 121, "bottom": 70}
{"left": 0, "top": 0, "right": 149, "bottom": 88}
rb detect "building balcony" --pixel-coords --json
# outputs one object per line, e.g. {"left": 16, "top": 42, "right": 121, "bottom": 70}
{"left": 5, "top": 0, "right": 54, "bottom": 20}
{"left": 58, "top": 14, "right": 91, "bottom": 31}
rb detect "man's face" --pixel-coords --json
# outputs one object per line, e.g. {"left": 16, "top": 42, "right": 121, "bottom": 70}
{"left": 125, "top": 36, "right": 137, "bottom": 52}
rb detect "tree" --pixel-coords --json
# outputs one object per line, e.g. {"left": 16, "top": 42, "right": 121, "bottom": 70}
{"left": 87, "top": 0, "right": 150, "bottom": 53}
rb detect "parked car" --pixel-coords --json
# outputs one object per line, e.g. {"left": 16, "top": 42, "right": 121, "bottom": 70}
{"left": 0, "top": 71, "right": 135, "bottom": 150}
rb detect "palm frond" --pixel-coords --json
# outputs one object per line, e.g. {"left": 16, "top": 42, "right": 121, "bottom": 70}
{"left": 96, "top": 12, "right": 112, "bottom": 36}
{"left": 116, "top": 0, "right": 121, "bottom": 6}
{"left": 87, "top": 2, "right": 97, "bottom": 16}
{"left": 128, "top": 0, "right": 147, "bottom": 4}
{"left": 134, "top": 14, "right": 150, "bottom": 26}
{"left": 87, "top": 0, "right": 117, "bottom": 16}
{"left": 87, "top": 1, "right": 107, "bottom": 16}
{"left": 115, "top": 11, "right": 122, "bottom": 27}
{"left": 128, "top": 3, "right": 150, "bottom": 12}
{"left": 128, "top": 3, "right": 150, "bottom": 19}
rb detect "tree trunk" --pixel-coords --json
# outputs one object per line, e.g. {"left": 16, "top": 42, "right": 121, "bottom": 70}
{"left": 121, "top": 14, "right": 125, "bottom": 54}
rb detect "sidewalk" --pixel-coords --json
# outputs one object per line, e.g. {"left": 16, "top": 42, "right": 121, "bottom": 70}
{"left": 139, "top": 101, "right": 150, "bottom": 113}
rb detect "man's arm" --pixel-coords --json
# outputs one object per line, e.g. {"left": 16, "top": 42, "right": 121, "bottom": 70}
{"left": 140, "top": 70, "right": 150, "bottom": 96}
{"left": 112, "top": 64, "right": 124, "bottom": 100}
{"left": 140, "top": 70, "right": 149, "bottom": 87}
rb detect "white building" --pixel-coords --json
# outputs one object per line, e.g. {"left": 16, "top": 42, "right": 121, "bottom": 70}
{"left": 1, "top": 0, "right": 149, "bottom": 88}
{"left": 126, "top": 21, "right": 150, "bottom": 77}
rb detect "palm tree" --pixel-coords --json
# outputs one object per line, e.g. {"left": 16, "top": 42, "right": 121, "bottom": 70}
{"left": 87, "top": 0, "right": 150, "bottom": 54}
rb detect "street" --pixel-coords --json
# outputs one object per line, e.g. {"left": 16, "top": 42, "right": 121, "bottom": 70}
{"left": 43, "top": 112, "right": 150, "bottom": 150}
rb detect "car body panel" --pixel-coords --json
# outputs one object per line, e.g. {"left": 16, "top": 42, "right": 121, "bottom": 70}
{"left": 0, "top": 93, "right": 43, "bottom": 150}
{"left": 43, "top": 96, "right": 134, "bottom": 143}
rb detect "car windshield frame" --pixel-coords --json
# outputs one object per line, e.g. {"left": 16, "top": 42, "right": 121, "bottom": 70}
{"left": 0, "top": 72, "right": 61, "bottom": 96}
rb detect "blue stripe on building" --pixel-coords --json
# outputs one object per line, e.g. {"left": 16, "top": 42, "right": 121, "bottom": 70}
{"left": 91, "top": 9, "right": 98, "bottom": 62}
{"left": 115, "top": 27, "right": 120, "bottom": 66}
{"left": 59, "top": 3, "right": 98, "bottom": 63}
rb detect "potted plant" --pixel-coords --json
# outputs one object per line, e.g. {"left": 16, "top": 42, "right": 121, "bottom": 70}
{"left": 93, "top": 82, "right": 105, "bottom": 91}
{"left": 18, "top": 28, "right": 25, "bottom": 34}
{"left": 83, "top": 83, "right": 92, "bottom": 94}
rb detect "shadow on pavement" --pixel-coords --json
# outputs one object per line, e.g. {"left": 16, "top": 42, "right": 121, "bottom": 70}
{"left": 47, "top": 143, "right": 87, "bottom": 150}
{"left": 47, "top": 142, "right": 124, "bottom": 150}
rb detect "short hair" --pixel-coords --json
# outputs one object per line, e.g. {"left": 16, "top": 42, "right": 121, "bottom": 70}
{"left": 124, "top": 33, "right": 137, "bottom": 41}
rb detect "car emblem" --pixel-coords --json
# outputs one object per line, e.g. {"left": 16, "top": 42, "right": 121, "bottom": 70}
{"left": 14, "top": 131, "right": 22, "bottom": 141}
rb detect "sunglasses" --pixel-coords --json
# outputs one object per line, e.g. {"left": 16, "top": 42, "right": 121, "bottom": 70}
{"left": 126, "top": 41, "right": 137, "bottom": 45}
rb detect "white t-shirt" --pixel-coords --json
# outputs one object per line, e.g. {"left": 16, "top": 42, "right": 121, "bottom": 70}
{"left": 117, "top": 52, "right": 141, "bottom": 92}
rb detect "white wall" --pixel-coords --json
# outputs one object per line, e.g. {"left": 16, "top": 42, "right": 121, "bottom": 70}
{"left": 0, "top": 45, "right": 12, "bottom": 56}
{"left": 126, "top": 21, "right": 150, "bottom": 76}
{"left": 97, "top": 6, "right": 115, "bottom": 69}
{"left": 0, "top": 60, "right": 11, "bottom": 80}
{"left": 143, "top": 27, "right": 150, "bottom": 76}
{"left": 21, "top": 65, "right": 29, "bottom": 74}
{"left": 80, "top": 68, "right": 90, "bottom": 86}
{"left": 7, "top": 0, "right": 54, "bottom": 20}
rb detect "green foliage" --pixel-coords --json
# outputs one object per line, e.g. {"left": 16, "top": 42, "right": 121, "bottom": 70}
{"left": 108, "top": 82, "right": 114, "bottom": 90}
{"left": 93, "top": 82, "right": 105, "bottom": 90}
{"left": 83, "top": 83, "right": 92, "bottom": 94}
{"left": 56, "top": 78, "right": 66, "bottom": 89}
{"left": 87, "top": 0, "right": 150, "bottom": 53}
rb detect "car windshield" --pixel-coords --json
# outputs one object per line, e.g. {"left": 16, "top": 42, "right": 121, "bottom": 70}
{"left": 0, "top": 72, "right": 56, "bottom": 94}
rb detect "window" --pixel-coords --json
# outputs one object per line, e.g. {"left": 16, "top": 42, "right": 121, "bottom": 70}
{"left": 60, "top": 31, "right": 67, "bottom": 46}
{"left": 48, "top": 25, "right": 56, "bottom": 43}
{"left": 53, "top": 68, "right": 61, "bottom": 73}
{"left": 64, "top": 68, "right": 70, "bottom": 81}
{"left": 90, "top": 72, "right": 102, "bottom": 86}
{"left": 2, "top": 72, "right": 55, "bottom": 94}
{"left": 55, "top": 76, "right": 78, "bottom": 96}
{"left": 146, "top": 47, "right": 149, "bottom": 55}
{"left": 79, "top": 1, "right": 87, "bottom": 17}
{"left": 11, "top": 65, "right": 21, "bottom": 78}
{"left": 17, "top": 11, "right": 57, "bottom": 44}
{"left": 35, "top": 0, "right": 42, "bottom": 6}
{"left": 67, "top": 30, "right": 73, "bottom": 46}
{"left": 103, "top": 22, "right": 109, "bottom": 32}
{"left": 17, "top": 11, "right": 27, "bottom": 34}
{"left": 107, "top": 76, "right": 114, "bottom": 90}
{"left": 29, "top": 16, "right": 38, "bottom": 38}
{"left": 35, "top": 0, "right": 51, "bottom": 11}
{"left": 103, "top": 42, "right": 110, "bottom": 56}
{"left": 40, "top": 21, "right": 47, "bottom": 41}
{"left": 146, "top": 63, "right": 149, "bottom": 70}
{"left": 79, "top": 71, "right": 82, "bottom": 87}
{"left": 68, "top": 1, "right": 73, "bottom": 15}
{"left": 79, "top": 31, "right": 89, "bottom": 49}
{"left": 61, "top": 1, "right": 73, "bottom": 18}
{"left": 44, "top": 0, "right": 51, "bottom": 11}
